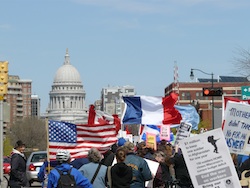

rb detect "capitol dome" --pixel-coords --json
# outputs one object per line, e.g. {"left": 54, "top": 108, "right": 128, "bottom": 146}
{"left": 53, "top": 49, "right": 82, "bottom": 84}
{"left": 47, "top": 48, "right": 88, "bottom": 124}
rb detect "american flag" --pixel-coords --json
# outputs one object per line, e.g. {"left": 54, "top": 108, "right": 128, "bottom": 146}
{"left": 48, "top": 120, "right": 118, "bottom": 160}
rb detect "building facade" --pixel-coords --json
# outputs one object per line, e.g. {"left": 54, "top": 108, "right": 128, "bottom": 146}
{"left": 46, "top": 49, "right": 88, "bottom": 124}
{"left": 31, "top": 94, "right": 40, "bottom": 117}
{"left": 100, "top": 85, "right": 136, "bottom": 117}
{"left": 165, "top": 76, "right": 250, "bottom": 129}
{"left": 6, "top": 75, "right": 32, "bottom": 126}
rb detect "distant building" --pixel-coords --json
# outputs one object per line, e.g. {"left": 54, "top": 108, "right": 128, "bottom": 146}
{"left": 46, "top": 49, "right": 88, "bottom": 124}
{"left": 31, "top": 94, "right": 40, "bottom": 117}
{"left": 6, "top": 75, "right": 32, "bottom": 126}
{"left": 165, "top": 76, "right": 250, "bottom": 129}
{"left": 100, "top": 85, "right": 136, "bottom": 117}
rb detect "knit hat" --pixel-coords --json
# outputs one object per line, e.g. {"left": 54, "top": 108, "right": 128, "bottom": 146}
{"left": 118, "top": 137, "right": 127, "bottom": 147}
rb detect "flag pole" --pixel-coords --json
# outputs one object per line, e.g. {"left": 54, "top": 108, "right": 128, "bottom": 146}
{"left": 45, "top": 118, "right": 51, "bottom": 173}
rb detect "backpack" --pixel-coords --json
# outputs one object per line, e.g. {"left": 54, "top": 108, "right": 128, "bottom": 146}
{"left": 56, "top": 168, "right": 76, "bottom": 188}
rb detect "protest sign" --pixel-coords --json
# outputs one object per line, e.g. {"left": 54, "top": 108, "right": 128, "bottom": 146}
{"left": 146, "top": 133, "right": 157, "bottom": 150}
{"left": 160, "top": 124, "right": 170, "bottom": 141}
{"left": 179, "top": 128, "right": 241, "bottom": 188}
{"left": 145, "top": 158, "right": 159, "bottom": 188}
{"left": 174, "top": 122, "right": 192, "bottom": 146}
{"left": 223, "top": 101, "right": 250, "bottom": 155}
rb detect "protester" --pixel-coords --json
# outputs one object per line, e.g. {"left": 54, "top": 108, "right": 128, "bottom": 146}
{"left": 123, "top": 141, "right": 153, "bottom": 188}
{"left": 239, "top": 154, "right": 250, "bottom": 179}
{"left": 79, "top": 148, "right": 107, "bottom": 188}
{"left": 47, "top": 149, "right": 92, "bottom": 188}
{"left": 38, "top": 159, "right": 58, "bottom": 187}
{"left": 158, "top": 141, "right": 176, "bottom": 185}
{"left": 107, "top": 147, "right": 132, "bottom": 188}
{"left": 168, "top": 145, "right": 193, "bottom": 188}
{"left": 9, "top": 140, "right": 28, "bottom": 188}
{"left": 101, "top": 142, "right": 118, "bottom": 166}
{"left": 152, "top": 151, "right": 166, "bottom": 188}
{"left": 136, "top": 141, "right": 155, "bottom": 160}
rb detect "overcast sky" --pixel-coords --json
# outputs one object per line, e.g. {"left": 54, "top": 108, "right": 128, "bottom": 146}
{"left": 1, "top": 0, "right": 250, "bottom": 113}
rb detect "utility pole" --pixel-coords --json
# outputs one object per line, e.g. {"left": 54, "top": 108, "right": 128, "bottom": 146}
{"left": 0, "top": 61, "right": 8, "bottom": 182}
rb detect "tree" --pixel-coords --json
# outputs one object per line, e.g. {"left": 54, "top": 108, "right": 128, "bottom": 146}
{"left": 8, "top": 117, "right": 47, "bottom": 151}
{"left": 232, "top": 47, "right": 250, "bottom": 78}
{"left": 3, "top": 136, "right": 13, "bottom": 156}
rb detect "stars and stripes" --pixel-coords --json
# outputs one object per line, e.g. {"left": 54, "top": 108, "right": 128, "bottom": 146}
{"left": 48, "top": 120, "right": 117, "bottom": 161}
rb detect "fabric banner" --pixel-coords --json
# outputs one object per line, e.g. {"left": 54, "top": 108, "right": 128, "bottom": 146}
{"left": 173, "top": 105, "right": 200, "bottom": 130}
{"left": 48, "top": 120, "right": 117, "bottom": 160}
{"left": 122, "top": 93, "right": 182, "bottom": 125}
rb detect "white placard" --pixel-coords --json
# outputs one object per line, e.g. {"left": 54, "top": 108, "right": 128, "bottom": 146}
{"left": 144, "top": 159, "right": 159, "bottom": 188}
{"left": 223, "top": 101, "right": 250, "bottom": 155}
{"left": 179, "top": 128, "right": 241, "bottom": 188}
{"left": 174, "top": 122, "right": 192, "bottom": 146}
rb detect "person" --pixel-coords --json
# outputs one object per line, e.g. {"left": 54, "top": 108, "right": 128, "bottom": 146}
{"left": 168, "top": 145, "right": 193, "bottom": 188}
{"left": 47, "top": 149, "right": 92, "bottom": 188}
{"left": 38, "top": 159, "right": 58, "bottom": 187}
{"left": 9, "top": 140, "right": 28, "bottom": 188}
{"left": 152, "top": 151, "right": 166, "bottom": 188}
{"left": 79, "top": 148, "right": 107, "bottom": 188}
{"left": 136, "top": 141, "right": 155, "bottom": 160}
{"left": 123, "top": 141, "right": 153, "bottom": 188}
{"left": 101, "top": 138, "right": 125, "bottom": 166}
{"left": 107, "top": 147, "right": 132, "bottom": 188}
{"left": 239, "top": 154, "right": 250, "bottom": 179}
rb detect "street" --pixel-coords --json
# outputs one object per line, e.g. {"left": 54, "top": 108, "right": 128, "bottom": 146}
{"left": 1, "top": 175, "right": 42, "bottom": 187}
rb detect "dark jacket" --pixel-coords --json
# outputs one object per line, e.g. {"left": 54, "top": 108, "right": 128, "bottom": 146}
{"left": 9, "top": 152, "right": 28, "bottom": 187}
{"left": 169, "top": 153, "right": 192, "bottom": 186}
{"left": 111, "top": 162, "right": 132, "bottom": 188}
{"left": 125, "top": 153, "right": 152, "bottom": 188}
{"left": 239, "top": 157, "right": 250, "bottom": 179}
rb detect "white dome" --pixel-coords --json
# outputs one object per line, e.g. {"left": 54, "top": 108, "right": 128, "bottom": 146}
{"left": 54, "top": 64, "right": 82, "bottom": 83}
{"left": 53, "top": 49, "right": 82, "bottom": 84}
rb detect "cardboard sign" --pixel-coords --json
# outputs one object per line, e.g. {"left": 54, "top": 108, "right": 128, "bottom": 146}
{"left": 146, "top": 133, "right": 157, "bottom": 150}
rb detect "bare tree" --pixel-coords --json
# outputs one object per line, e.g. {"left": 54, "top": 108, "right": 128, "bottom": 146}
{"left": 232, "top": 47, "right": 250, "bottom": 78}
{"left": 9, "top": 117, "right": 47, "bottom": 151}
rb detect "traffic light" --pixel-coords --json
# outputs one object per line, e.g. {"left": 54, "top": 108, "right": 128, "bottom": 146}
{"left": 203, "top": 87, "right": 223, "bottom": 96}
{"left": 0, "top": 61, "right": 8, "bottom": 95}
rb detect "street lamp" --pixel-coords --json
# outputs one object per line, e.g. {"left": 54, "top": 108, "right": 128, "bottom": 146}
{"left": 190, "top": 68, "right": 214, "bottom": 129}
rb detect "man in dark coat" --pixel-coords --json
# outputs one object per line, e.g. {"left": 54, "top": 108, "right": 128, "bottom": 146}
{"left": 9, "top": 140, "right": 28, "bottom": 188}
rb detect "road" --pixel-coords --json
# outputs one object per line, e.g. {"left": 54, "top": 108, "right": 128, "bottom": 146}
{"left": 1, "top": 175, "right": 42, "bottom": 187}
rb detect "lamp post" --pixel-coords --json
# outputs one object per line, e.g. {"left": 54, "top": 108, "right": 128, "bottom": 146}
{"left": 190, "top": 68, "right": 214, "bottom": 129}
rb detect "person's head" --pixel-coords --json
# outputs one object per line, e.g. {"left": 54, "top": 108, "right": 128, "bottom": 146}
{"left": 123, "top": 141, "right": 135, "bottom": 154}
{"left": 154, "top": 151, "right": 166, "bottom": 163}
{"left": 56, "top": 150, "right": 71, "bottom": 164}
{"left": 115, "top": 147, "right": 126, "bottom": 163}
{"left": 14, "top": 140, "right": 25, "bottom": 153}
{"left": 88, "top": 148, "right": 102, "bottom": 163}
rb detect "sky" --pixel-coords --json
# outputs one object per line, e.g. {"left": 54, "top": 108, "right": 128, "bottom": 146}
{"left": 1, "top": 0, "right": 250, "bottom": 113}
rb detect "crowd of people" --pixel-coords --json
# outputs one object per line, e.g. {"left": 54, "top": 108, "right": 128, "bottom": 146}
{"left": 6, "top": 138, "right": 250, "bottom": 188}
{"left": 41, "top": 138, "right": 194, "bottom": 188}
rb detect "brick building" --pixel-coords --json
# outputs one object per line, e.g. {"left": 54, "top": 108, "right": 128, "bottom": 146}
{"left": 165, "top": 76, "right": 250, "bottom": 129}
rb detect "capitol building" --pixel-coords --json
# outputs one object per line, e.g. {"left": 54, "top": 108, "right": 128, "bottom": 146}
{"left": 45, "top": 49, "right": 88, "bottom": 124}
